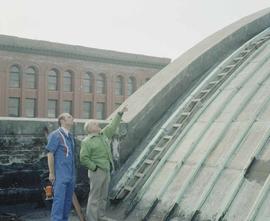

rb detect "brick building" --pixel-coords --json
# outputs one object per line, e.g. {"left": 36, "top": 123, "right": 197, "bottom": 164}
{"left": 0, "top": 35, "right": 170, "bottom": 119}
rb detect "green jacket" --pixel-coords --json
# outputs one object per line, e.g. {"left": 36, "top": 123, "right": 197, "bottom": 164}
{"left": 80, "top": 113, "right": 122, "bottom": 172}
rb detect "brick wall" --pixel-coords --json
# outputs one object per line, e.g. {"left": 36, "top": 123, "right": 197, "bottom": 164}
{"left": 0, "top": 36, "right": 170, "bottom": 119}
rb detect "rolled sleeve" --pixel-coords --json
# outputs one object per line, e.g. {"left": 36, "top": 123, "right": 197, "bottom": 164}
{"left": 102, "top": 113, "right": 122, "bottom": 139}
{"left": 46, "top": 132, "right": 59, "bottom": 154}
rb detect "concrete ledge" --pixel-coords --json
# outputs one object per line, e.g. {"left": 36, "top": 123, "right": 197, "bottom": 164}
{"left": 0, "top": 117, "right": 116, "bottom": 136}
{"left": 109, "top": 8, "right": 270, "bottom": 162}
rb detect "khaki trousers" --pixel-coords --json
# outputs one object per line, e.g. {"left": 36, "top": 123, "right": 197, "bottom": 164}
{"left": 86, "top": 168, "right": 110, "bottom": 221}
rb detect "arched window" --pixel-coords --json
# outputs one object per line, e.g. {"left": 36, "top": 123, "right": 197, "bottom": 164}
{"left": 127, "top": 77, "right": 136, "bottom": 96}
{"left": 83, "top": 72, "right": 93, "bottom": 93}
{"left": 63, "top": 71, "right": 73, "bottom": 92}
{"left": 115, "top": 76, "right": 124, "bottom": 96}
{"left": 96, "top": 74, "right": 106, "bottom": 94}
{"left": 25, "top": 67, "right": 37, "bottom": 89}
{"left": 9, "top": 65, "right": 20, "bottom": 88}
{"left": 48, "top": 69, "right": 58, "bottom": 91}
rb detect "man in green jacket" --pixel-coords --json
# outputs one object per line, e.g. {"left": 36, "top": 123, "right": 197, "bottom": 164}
{"left": 80, "top": 106, "right": 127, "bottom": 221}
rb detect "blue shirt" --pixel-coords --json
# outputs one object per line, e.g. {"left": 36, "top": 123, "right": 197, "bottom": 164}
{"left": 46, "top": 128, "right": 76, "bottom": 183}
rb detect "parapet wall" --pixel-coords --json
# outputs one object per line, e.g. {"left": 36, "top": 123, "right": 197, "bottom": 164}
{"left": 0, "top": 117, "right": 126, "bottom": 204}
{"left": 0, "top": 118, "right": 83, "bottom": 204}
{"left": 0, "top": 118, "right": 83, "bottom": 165}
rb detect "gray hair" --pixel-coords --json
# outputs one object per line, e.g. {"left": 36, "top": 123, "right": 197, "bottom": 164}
{"left": 84, "top": 119, "right": 96, "bottom": 133}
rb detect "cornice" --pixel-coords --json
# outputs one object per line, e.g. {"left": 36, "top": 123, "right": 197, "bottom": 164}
{"left": 0, "top": 36, "right": 171, "bottom": 69}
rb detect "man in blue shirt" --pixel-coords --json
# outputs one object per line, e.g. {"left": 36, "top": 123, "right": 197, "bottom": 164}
{"left": 46, "top": 113, "right": 76, "bottom": 221}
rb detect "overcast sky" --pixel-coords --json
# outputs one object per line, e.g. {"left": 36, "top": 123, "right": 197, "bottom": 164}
{"left": 0, "top": 0, "right": 269, "bottom": 60}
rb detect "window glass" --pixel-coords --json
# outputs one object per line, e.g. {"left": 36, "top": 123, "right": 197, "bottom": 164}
{"left": 127, "top": 77, "right": 136, "bottom": 96}
{"left": 83, "top": 72, "right": 92, "bottom": 93}
{"left": 48, "top": 99, "right": 57, "bottom": 118}
{"left": 8, "top": 97, "right": 20, "bottom": 117}
{"left": 115, "top": 76, "right": 124, "bottom": 96}
{"left": 9, "top": 65, "right": 20, "bottom": 88}
{"left": 25, "top": 98, "right": 36, "bottom": 117}
{"left": 83, "top": 101, "right": 92, "bottom": 118}
{"left": 63, "top": 71, "right": 73, "bottom": 92}
{"left": 96, "top": 102, "right": 105, "bottom": 120}
{"left": 25, "top": 67, "right": 37, "bottom": 89}
{"left": 63, "top": 100, "right": 72, "bottom": 114}
{"left": 96, "top": 74, "right": 106, "bottom": 94}
{"left": 48, "top": 69, "right": 58, "bottom": 91}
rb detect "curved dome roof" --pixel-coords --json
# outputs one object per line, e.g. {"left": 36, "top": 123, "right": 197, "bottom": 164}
{"left": 110, "top": 8, "right": 270, "bottom": 221}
